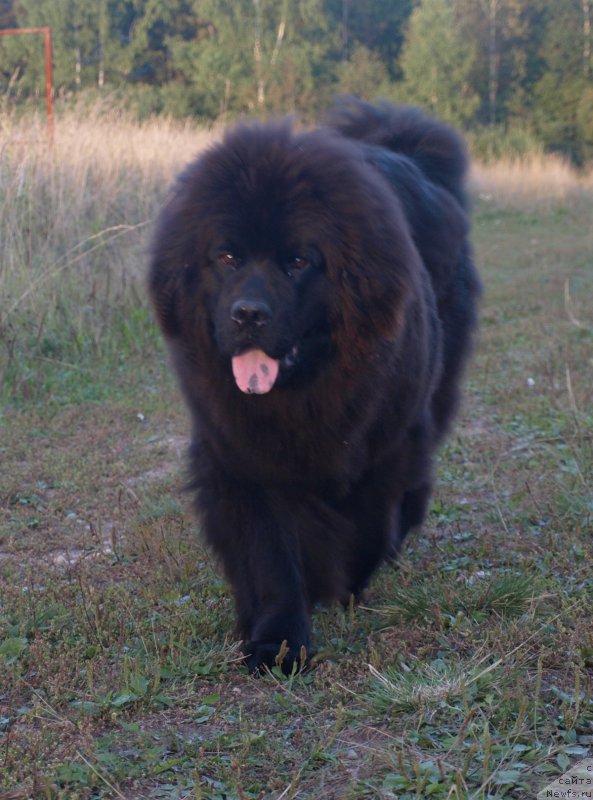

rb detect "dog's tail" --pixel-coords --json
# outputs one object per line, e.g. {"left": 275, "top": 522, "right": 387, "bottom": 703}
{"left": 326, "top": 96, "right": 469, "bottom": 208}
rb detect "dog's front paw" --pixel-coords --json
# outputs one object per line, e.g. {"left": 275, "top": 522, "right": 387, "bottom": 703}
{"left": 244, "top": 639, "right": 312, "bottom": 675}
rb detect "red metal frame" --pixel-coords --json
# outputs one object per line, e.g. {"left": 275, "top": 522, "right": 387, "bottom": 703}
{"left": 0, "top": 27, "right": 54, "bottom": 145}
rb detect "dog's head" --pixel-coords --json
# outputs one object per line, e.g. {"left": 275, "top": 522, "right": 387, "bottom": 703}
{"left": 149, "top": 121, "right": 418, "bottom": 394}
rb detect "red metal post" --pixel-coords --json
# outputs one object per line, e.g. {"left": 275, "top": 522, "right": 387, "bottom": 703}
{"left": 43, "top": 27, "right": 54, "bottom": 146}
{"left": 0, "top": 27, "right": 54, "bottom": 146}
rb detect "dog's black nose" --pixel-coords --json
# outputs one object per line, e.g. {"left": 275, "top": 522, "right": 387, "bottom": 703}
{"left": 230, "top": 299, "right": 272, "bottom": 327}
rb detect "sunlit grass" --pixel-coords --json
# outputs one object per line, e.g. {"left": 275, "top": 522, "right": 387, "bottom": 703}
{"left": 471, "top": 154, "right": 593, "bottom": 209}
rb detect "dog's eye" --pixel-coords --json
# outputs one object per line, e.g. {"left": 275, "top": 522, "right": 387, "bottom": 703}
{"left": 288, "top": 256, "right": 310, "bottom": 273}
{"left": 218, "top": 252, "right": 240, "bottom": 267}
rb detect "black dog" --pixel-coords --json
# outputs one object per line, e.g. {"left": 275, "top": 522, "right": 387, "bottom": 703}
{"left": 149, "top": 98, "right": 481, "bottom": 672}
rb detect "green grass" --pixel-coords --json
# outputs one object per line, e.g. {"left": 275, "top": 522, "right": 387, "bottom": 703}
{"left": 1, "top": 115, "right": 593, "bottom": 798}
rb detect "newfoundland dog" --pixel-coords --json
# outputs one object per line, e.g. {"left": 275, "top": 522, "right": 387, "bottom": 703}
{"left": 148, "top": 98, "right": 481, "bottom": 673}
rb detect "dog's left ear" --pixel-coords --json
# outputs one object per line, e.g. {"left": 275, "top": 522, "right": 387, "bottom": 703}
{"left": 148, "top": 263, "right": 184, "bottom": 339}
{"left": 148, "top": 171, "right": 203, "bottom": 340}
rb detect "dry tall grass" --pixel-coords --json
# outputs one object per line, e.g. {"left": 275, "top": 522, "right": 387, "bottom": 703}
{"left": 1, "top": 109, "right": 217, "bottom": 308}
{"left": 471, "top": 154, "right": 593, "bottom": 209}
{"left": 0, "top": 111, "right": 218, "bottom": 395}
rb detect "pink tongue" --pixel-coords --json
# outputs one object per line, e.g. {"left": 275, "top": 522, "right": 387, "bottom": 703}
{"left": 231, "top": 349, "right": 279, "bottom": 394}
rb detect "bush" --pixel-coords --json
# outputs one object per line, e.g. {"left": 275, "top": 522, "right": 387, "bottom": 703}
{"left": 467, "top": 124, "right": 545, "bottom": 163}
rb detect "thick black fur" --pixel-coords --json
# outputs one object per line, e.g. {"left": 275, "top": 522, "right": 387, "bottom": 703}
{"left": 148, "top": 98, "right": 481, "bottom": 673}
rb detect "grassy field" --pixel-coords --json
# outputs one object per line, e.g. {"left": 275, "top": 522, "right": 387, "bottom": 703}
{"left": 1, "top": 112, "right": 593, "bottom": 800}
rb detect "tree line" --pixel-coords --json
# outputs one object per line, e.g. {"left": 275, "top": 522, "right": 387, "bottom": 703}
{"left": 1, "top": 0, "right": 592, "bottom": 163}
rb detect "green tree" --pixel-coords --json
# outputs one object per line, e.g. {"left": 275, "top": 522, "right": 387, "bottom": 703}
{"left": 335, "top": 43, "right": 392, "bottom": 100}
{"left": 160, "top": 0, "right": 334, "bottom": 118}
{"left": 399, "top": 0, "right": 479, "bottom": 125}
{"left": 325, "top": 0, "right": 414, "bottom": 79}
{"left": 532, "top": 0, "right": 593, "bottom": 161}
{"left": 0, "top": 0, "right": 131, "bottom": 95}
{"left": 454, "top": 0, "right": 547, "bottom": 127}
{"left": 0, "top": 0, "right": 591, "bottom": 162}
